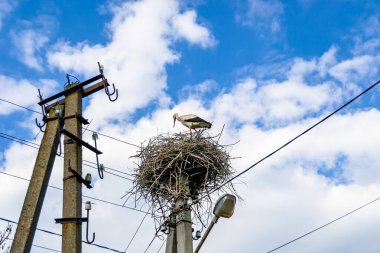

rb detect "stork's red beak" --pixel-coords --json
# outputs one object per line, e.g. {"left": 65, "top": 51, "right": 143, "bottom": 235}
{"left": 173, "top": 117, "right": 176, "bottom": 128}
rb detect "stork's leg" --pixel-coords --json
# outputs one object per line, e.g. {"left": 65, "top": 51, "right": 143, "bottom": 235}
{"left": 190, "top": 128, "right": 192, "bottom": 139}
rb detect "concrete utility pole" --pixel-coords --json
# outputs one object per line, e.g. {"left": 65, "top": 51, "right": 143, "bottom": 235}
{"left": 166, "top": 175, "right": 193, "bottom": 253}
{"left": 10, "top": 107, "right": 63, "bottom": 253}
{"left": 165, "top": 216, "right": 177, "bottom": 253}
{"left": 62, "top": 87, "right": 83, "bottom": 253}
{"left": 10, "top": 64, "right": 117, "bottom": 253}
{"left": 175, "top": 200, "right": 193, "bottom": 253}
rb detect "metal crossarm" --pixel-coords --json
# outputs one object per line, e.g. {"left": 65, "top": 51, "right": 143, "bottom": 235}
{"left": 61, "top": 129, "right": 102, "bottom": 155}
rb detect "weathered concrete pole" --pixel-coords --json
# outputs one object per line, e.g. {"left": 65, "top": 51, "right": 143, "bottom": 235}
{"left": 175, "top": 175, "right": 193, "bottom": 253}
{"left": 62, "top": 87, "right": 82, "bottom": 253}
{"left": 10, "top": 107, "right": 62, "bottom": 253}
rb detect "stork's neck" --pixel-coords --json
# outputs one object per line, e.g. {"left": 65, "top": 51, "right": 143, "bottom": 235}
{"left": 173, "top": 113, "right": 181, "bottom": 122}
{"left": 176, "top": 116, "right": 185, "bottom": 124}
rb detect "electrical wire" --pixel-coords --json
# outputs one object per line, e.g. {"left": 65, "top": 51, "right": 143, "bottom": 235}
{"left": 0, "top": 132, "right": 39, "bottom": 147}
{"left": 0, "top": 97, "right": 140, "bottom": 148}
{"left": 156, "top": 238, "right": 166, "bottom": 253}
{"left": 265, "top": 197, "right": 380, "bottom": 253}
{"left": 124, "top": 210, "right": 150, "bottom": 252}
{"left": 6, "top": 238, "right": 60, "bottom": 252}
{"left": 204, "top": 79, "right": 380, "bottom": 198}
{"left": 0, "top": 130, "right": 134, "bottom": 181}
{"left": 143, "top": 230, "right": 160, "bottom": 253}
{"left": 0, "top": 132, "right": 39, "bottom": 149}
{"left": 0, "top": 217, "right": 124, "bottom": 253}
{"left": 0, "top": 170, "right": 150, "bottom": 215}
{"left": 81, "top": 161, "right": 133, "bottom": 181}
{"left": 86, "top": 129, "right": 140, "bottom": 148}
{"left": 0, "top": 98, "right": 41, "bottom": 114}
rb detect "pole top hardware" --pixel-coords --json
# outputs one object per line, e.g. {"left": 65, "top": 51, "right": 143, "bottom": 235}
{"left": 38, "top": 62, "right": 118, "bottom": 108}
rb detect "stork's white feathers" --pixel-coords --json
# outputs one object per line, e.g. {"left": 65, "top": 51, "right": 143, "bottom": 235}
{"left": 173, "top": 113, "right": 212, "bottom": 134}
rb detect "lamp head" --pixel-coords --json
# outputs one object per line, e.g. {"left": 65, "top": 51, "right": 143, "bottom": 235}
{"left": 213, "top": 194, "right": 236, "bottom": 218}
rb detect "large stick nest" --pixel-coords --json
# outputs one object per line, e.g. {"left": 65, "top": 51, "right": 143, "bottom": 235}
{"left": 125, "top": 130, "right": 237, "bottom": 228}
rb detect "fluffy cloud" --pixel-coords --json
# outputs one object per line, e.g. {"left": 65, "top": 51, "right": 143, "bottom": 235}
{"left": 0, "top": 0, "right": 14, "bottom": 30}
{"left": 0, "top": 75, "right": 57, "bottom": 115}
{"left": 10, "top": 15, "right": 56, "bottom": 71}
{"left": 10, "top": 29, "right": 49, "bottom": 71}
{"left": 47, "top": 0, "right": 215, "bottom": 124}
{"left": 236, "top": 0, "right": 284, "bottom": 34}
{"left": 179, "top": 79, "right": 218, "bottom": 100}
{"left": 171, "top": 10, "right": 216, "bottom": 48}
{"left": 212, "top": 63, "right": 339, "bottom": 128}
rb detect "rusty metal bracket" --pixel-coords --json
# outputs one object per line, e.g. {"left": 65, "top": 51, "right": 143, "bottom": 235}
{"left": 45, "top": 79, "right": 109, "bottom": 112}
{"left": 38, "top": 75, "right": 103, "bottom": 106}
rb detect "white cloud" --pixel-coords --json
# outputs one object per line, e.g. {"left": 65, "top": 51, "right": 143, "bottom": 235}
{"left": 237, "top": 0, "right": 284, "bottom": 34}
{"left": 329, "top": 55, "right": 379, "bottom": 90}
{"left": 0, "top": 75, "right": 57, "bottom": 115}
{"left": 352, "top": 16, "right": 380, "bottom": 56}
{"left": 10, "top": 29, "right": 49, "bottom": 71}
{"left": 180, "top": 79, "right": 218, "bottom": 99}
{"left": 47, "top": 0, "right": 216, "bottom": 124}
{"left": 10, "top": 15, "right": 56, "bottom": 70}
{"left": 212, "top": 72, "right": 338, "bottom": 128}
{"left": 0, "top": 0, "right": 14, "bottom": 30}
{"left": 171, "top": 10, "right": 216, "bottom": 48}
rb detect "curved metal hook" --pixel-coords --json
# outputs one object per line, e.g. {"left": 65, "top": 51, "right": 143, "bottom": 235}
{"left": 35, "top": 117, "right": 46, "bottom": 132}
{"left": 105, "top": 83, "right": 118, "bottom": 102}
{"left": 35, "top": 89, "right": 47, "bottom": 132}
{"left": 86, "top": 209, "right": 95, "bottom": 244}
{"left": 105, "top": 83, "right": 116, "bottom": 96}
{"left": 98, "top": 164, "right": 104, "bottom": 179}
{"left": 92, "top": 133, "right": 105, "bottom": 179}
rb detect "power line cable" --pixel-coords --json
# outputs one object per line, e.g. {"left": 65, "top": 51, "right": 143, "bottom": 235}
{"left": 0, "top": 132, "right": 39, "bottom": 147}
{"left": 124, "top": 210, "right": 150, "bottom": 252}
{"left": 0, "top": 133, "right": 39, "bottom": 149}
{"left": 0, "top": 170, "right": 150, "bottom": 214}
{"left": 80, "top": 161, "right": 133, "bottom": 181}
{"left": 6, "top": 238, "right": 60, "bottom": 252}
{"left": 265, "top": 197, "right": 380, "bottom": 253}
{"left": 143, "top": 231, "right": 159, "bottom": 253}
{"left": 85, "top": 129, "right": 140, "bottom": 148}
{"left": 156, "top": 238, "right": 166, "bottom": 253}
{"left": 0, "top": 98, "right": 41, "bottom": 114}
{"left": 0, "top": 131, "right": 134, "bottom": 181}
{"left": 205, "top": 79, "right": 380, "bottom": 198}
{"left": 82, "top": 159, "right": 134, "bottom": 177}
{"left": 0, "top": 97, "right": 139, "bottom": 148}
{"left": 0, "top": 217, "right": 124, "bottom": 253}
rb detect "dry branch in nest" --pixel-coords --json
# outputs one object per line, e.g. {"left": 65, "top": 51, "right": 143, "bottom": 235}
{"left": 124, "top": 129, "right": 238, "bottom": 230}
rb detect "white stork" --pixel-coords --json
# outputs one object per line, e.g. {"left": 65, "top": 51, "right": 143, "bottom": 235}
{"left": 173, "top": 113, "right": 212, "bottom": 137}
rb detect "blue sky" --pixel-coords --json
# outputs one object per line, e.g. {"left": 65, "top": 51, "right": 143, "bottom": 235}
{"left": 1, "top": 0, "right": 380, "bottom": 252}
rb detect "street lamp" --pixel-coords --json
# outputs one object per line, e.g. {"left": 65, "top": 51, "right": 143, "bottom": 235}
{"left": 194, "top": 194, "right": 236, "bottom": 253}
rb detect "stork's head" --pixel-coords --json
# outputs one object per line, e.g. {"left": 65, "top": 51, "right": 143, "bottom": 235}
{"left": 173, "top": 113, "right": 178, "bottom": 127}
